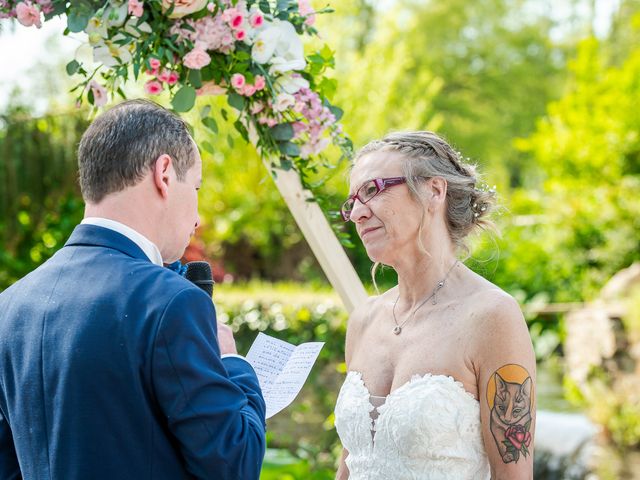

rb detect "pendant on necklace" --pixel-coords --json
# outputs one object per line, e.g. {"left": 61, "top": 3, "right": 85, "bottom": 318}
{"left": 393, "top": 326, "right": 402, "bottom": 335}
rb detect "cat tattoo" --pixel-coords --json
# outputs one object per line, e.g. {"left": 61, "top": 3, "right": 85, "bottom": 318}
{"left": 489, "top": 369, "right": 533, "bottom": 463}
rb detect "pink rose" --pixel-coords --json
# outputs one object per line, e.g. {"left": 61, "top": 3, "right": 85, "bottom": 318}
{"left": 221, "top": 7, "right": 237, "bottom": 22}
{"left": 144, "top": 80, "right": 163, "bottom": 95}
{"left": 230, "top": 73, "right": 245, "bottom": 90}
{"left": 158, "top": 69, "right": 171, "bottom": 83}
{"left": 297, "top": 0, "right": 315, "bottom": 25}
{"left": 149, "top": 58, "right": 161, "bottom": 70}
{"left": 229, "top": 13, "right": 243, "bottom": 29}
{"left": 196, "top": 81, "right": 227, "bottom": 96}
{"left": 254, "top": 75, "right": 266, "bottom": 91}
{"left": 128, "top": 0, "right": 143, "bottom": 17}
{"left": 234, "top": 29, "right": 246, "bottom": 41}
{"left": 88, "top": 80, "right": 108, "bottom": 107}
{"left": 241, "top": 84, "right": 256, "bottom": 96}
{"left": 505, "top": 425, "right": 531, "bottom": 451}
{"left": 161, "top": 0, "right": 207, "bottom": 18}
{"left": 167, "top": 71, "right": 179, "bottom": 85}
{"left": 15, "top": 2, "right": 42, "bottom": 28}
{"left": 249, "top": 12, "right": 263, "bottom": 28}
{"left": 183, "top": 47, "right": 211, "bottom": 69}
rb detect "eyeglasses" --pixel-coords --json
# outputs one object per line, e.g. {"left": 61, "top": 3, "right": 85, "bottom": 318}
{"left": 340, "top": 176, "right": 408, "bottom": 222}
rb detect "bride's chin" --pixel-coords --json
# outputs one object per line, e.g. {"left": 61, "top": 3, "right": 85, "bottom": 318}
{"left": 365, "top": 247, "right": 390, "bottom": 265}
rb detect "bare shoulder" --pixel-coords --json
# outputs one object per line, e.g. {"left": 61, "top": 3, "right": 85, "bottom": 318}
{"left": 344, "top": 290, "right": 393, "bottom": 367}
{"left": 463, "top": 280, "right": 532, "bottom": 363}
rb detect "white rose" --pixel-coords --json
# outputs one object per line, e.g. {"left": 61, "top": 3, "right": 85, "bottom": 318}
{"left": 251, "top": 20, "right": 306, "bottom": 74}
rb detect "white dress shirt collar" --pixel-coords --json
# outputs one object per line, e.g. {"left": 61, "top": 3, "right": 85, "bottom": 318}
{"left": 81, "top": 217, "right": 164, "bottom": 266}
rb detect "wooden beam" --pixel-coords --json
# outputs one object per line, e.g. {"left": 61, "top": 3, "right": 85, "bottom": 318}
{"left": 266, "top": 163, "right": 368, "bottom": 314}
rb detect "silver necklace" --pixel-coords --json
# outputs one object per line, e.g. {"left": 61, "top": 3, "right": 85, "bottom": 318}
{"left": 391, "top": 260, "right": 458, "bottom": 335}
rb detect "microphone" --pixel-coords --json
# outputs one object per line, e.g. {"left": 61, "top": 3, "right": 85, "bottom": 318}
{"left": 184, "top": 261, "right": 215, "bottom": 298}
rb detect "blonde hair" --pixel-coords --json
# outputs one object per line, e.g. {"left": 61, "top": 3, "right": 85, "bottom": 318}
{"left": 355, "top": 131, "right": 496, "bottom": 288}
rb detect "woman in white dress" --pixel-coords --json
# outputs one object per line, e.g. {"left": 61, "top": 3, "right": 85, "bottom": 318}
{"left": 334, "top": 131, "right": 535, "bottom": 479}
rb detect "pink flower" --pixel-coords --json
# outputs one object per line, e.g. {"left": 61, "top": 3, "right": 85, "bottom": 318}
{"left": 249, "top": 102, "right": 264, "bottom": 114}
{"left": 149, "top": 58, "right": 161, "bottom": 71}
{"left": 196, "top": 81, "right": 227, "bottom": 96}
{"left": 144, "top": 80, "right": 163, "bottom": 95}
{"left": 88, "top": 80, "right": 108, "bottom": 106}
{"left": 297, "top": 0, "right": 315, "bottom": 25}
{"left": 158, "top": 69, "right": 171, "bottom": 83}
{"left": 128, "top": 0, "right": 143, "bottom": 17}
{"left": 249, "top": 12, "right": 263, "bottom": 28}
{"left": 161, "top": 0, "right": 207, "bottom": 18}
{"left": 15, "top": 2, "right": 41, "bottom": 28}
{"left": 230, "top": 13, "right": 243, "bottom": 29}
{"left": 254, "top": 75, "right": 266, "bottom": 91}
{"left": 221, "top": 7, "right": 238, "bottom": 22}
{"left": 167, "top": 71, "right": 179, "bottom": 85}
{"left": 206, "top": 1, "right": 214, "bottom": 12}
{"left": 292, "top": 121, "right": 307, "bottom": 136}
{"left": 36, "top": 0, "right": 53, "bottom": 14}
{"left": 230, "top": 73, "right": 245, "bottom": 90}
{"left": 505, "top": 425, "right": 532, "bottom": 451}
{"left": 234, "top": 29, "right": 246, "bottom": 41}
{"left": 241, "top": 84, "right": 256, "bottom": 96}
{"left": 183, "top": 47, "right": 211, "bottom": 69}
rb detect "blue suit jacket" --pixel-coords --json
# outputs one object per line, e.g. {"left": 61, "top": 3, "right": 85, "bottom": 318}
{"left": 0, "top": 225, "right": 266, "bottom": 479}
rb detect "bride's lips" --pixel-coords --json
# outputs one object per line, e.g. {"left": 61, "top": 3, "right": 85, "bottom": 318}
{"left": 360, "top": 226, "right": 382, "bottom": 238}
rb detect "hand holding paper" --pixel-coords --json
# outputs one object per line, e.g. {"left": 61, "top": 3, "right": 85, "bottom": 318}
{"left": 245, "top": 332, "right": 324, "bottom": 418}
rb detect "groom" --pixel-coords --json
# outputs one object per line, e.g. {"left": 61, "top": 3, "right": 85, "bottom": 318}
{"left": 0, "top": 100, "right": 266, "bottom": 479}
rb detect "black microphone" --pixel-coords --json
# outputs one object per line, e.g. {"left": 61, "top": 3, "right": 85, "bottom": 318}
{"left": 184, "top": 261, "right": 215, "bottom": 298}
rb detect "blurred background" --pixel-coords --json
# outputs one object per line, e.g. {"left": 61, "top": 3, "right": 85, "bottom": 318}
{"left": 2, "top": 0, "right": 640, "bottom": 478}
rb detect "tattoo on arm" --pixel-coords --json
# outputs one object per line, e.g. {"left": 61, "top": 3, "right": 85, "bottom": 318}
{"left": 487, "top": 364, "right": 533, "bottom": 464}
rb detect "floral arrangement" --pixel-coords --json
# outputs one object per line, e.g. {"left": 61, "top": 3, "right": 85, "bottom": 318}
{"left": 1, "top": 0, "right": 352, "bottom": 191}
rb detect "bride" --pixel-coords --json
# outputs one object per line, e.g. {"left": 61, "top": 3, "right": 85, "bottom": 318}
{"left": 334, "top": 131, "right": 535, "bottom": 479}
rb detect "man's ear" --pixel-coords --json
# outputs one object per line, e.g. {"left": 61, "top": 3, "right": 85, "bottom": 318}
{"left": 427, "top": 177, "right": 447, "bottom": 210}
{"left": 153, "top": 154, "right": 173, "bottom": 199}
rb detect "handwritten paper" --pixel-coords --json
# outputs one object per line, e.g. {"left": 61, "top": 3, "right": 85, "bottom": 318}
{"left": 245, "top": 332, "right": 324, "bottom": 418}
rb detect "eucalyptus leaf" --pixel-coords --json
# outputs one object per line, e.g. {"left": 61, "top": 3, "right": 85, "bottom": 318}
{"left": 188, "top": 69, "right": 202, "bottom": 89}
{"left": 227, "top": 93, "right": 245, "bottom": 111}
{"left": 328, "top": 105, "right": 343, "bottom": 121}
{"left": 65, "top": 60, "right": 80, "bottom": 76}
{"left": 270, "top": 123, "right": 294, "bottom": 141}
{"left": 202, "top": 117, "right": 218, "bottom": 134}
{"left": 277, "top": 141, "right": 300, "bottom": 157}
{"left": 171, "top": 85, "right": 196, "bottom": 112}
{"left": 201, "top": 141, "right": 215, "bottom": 154}
{"left": 67, "top": 9, "right": 92, "bottom": 33}
{"left": 200, "top": 105, "right": 211, "bottom": 119}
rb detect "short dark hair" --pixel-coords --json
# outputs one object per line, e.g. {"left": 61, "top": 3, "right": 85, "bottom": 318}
{"left": 78, "top": 99, "right": 197, "bottom": 203}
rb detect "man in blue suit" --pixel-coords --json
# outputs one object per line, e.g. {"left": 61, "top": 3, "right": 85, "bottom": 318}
{"left": 0, "top": 99, "right": 266, "bottom": 479}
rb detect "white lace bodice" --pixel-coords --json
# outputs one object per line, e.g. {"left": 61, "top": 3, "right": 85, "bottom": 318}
{"left": 334, "top": 371, "right": 491, "bottom": 479}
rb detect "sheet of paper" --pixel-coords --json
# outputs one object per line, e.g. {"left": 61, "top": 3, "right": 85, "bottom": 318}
{"left": 245, "top": 332, "right": 324, "bottom": 418}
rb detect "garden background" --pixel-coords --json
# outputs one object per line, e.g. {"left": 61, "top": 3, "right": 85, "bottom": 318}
{"left": 1, "top": 0, "right": 640, "bottom": 478}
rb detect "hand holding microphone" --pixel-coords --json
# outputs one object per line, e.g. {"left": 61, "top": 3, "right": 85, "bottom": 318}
{"left": 184, "top": 261, "right": 237, "bottom": 355}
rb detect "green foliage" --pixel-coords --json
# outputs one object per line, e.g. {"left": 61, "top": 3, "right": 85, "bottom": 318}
{"left": 0, "top": 110, "right": 87, "bottom": 291}
{"left": 497, "top": 35, "right": 640, "bottom": 302}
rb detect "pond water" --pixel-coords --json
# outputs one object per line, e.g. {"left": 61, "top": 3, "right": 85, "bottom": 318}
{"left": 535, "top": 360, "right": 640, "bottom": 479}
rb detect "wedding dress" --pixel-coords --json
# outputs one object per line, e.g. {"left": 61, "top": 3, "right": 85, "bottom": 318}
{"left": 334, "top": 371, "right": 491, "bottom": 479}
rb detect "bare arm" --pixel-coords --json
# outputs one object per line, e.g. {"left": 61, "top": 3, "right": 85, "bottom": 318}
{"left": 335, "top": 448, "right": 349, "bottom": 480}
{"left": 474, "top": 292, "right": 536, "bottom": 479}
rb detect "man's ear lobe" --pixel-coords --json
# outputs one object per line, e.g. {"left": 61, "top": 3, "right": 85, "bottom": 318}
{"left": 153, "top": 154, "right": 172, "bottom": 198}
